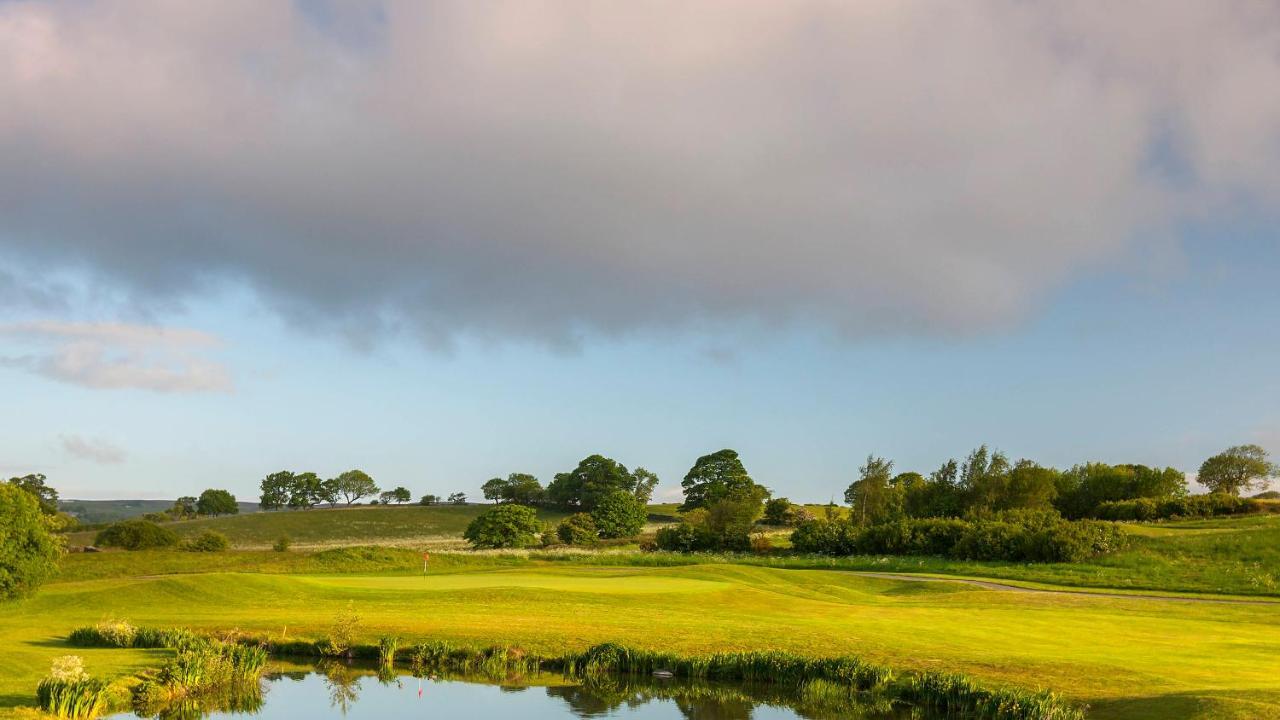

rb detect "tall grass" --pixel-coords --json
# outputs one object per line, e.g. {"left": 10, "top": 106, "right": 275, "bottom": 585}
{"left": 36, "top": 677, "right": 112, "bottom": 719}
{"left": 378, "top": 635, "right": 400, "bottom": 666}
{"left": 900, "top": 672, "right": 1086, "bottom": 720}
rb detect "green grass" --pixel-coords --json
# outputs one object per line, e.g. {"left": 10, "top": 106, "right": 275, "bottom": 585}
{"left": 68, "top": 504, "right": 573, "bottom": 549}
{"left": 4, "top": 548, "right": 1279, "bottom": 720}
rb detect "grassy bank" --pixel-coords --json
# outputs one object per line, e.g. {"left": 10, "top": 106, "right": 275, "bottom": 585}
{"left": 5, "top": 552, "right": 1279, "bottom": 719}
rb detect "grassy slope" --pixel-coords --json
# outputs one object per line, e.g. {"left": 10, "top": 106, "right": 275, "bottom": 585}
{"left": 4, "top": 551, "right": 1279, "bottom": 720}
{"left": 60, "top": 499, "right": 260, "bottom": 524}
{"left": 68, "top": 504, "right": 573, "bottom": 549}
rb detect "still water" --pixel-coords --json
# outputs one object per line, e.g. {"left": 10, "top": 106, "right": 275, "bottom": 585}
{"left": 108, "top": 663, "right": 926, "bottom": 719}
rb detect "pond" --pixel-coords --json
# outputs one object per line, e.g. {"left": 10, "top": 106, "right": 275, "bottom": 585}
{"left": 107, "top": 662, "right": 928, "bottom": 719}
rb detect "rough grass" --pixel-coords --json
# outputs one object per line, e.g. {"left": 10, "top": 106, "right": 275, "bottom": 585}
{"left": 67, "top": 504, "right": 572, "bottom": 549}
{"left": 4, "top": 551, "right": 1279, "bottom": 720}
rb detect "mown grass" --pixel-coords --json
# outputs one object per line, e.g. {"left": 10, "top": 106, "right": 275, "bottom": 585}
{"left": 4, "top": 550, "right": 1279, "bottom": 720}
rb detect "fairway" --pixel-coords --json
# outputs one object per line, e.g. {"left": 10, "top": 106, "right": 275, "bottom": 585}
{"left": 3, "top": 558, "right": 1278, "bottom": 720}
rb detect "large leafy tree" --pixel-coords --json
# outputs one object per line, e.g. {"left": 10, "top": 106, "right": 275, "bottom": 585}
{"left": 844, "top": 456, "right": 899, "bottom": 526}
{"left": 503, "top": 473, "right": 544, "bottom": 505}
{"left": 1198, "top": 445, "right": 1278, "bottom": 495}
{"left": 335, "top": 469, "right": 380, "bottom": 505}
{"left": 259, "top": 471, "right": 294, "bottom": 510}
{"left": 196, "top": 488, "right": 239, "bottom": 516}
{"left": 7, "top": 474, "right": 58, "bottom": 516}
{"left": 1054, "top": 463, "right": 1186, "bottom": 519}
{"left": 463, "top": 504, "right": 541, "bottom": 548}
{"left": 591, "top": 490, "right": 647, "bottom": 539}
{"left": 630, "top": 468, "right": 659, "bottom": 504}
{"left": 679, "top": 449, "right": 765, "bottom": 511}
{"left": 481, "top": 477, "right": 509, "bottom": 504}
{"left": 289, "top": 472, "right": 324, "bottom": 509}
{"left": 547, "top": 455, "right": 640, "bottom": 511}
{"left": 0, "top": 484, "right": 62, "bottom": 600}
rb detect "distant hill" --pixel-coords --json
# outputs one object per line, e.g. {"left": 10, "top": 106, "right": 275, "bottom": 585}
{"left": 61, "top": 499, "right": 260, "bottom": 524}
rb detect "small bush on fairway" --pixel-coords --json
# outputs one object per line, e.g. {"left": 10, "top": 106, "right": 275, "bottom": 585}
{"left": 463, "top": 504, "right": 541, "bottom": 548}
{"left": 94, "top": 520, "right": 179, "bottom": 551}
{"left": 557, "top": 513, "right": 599, "bottom": 545}
{"left": 272, "top": 535, "right": 291, "bottom": 552}
{"left": 182, "top": 531, "right": 230, "bottom": 552}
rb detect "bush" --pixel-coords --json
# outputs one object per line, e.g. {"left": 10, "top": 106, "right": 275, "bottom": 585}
{"left": 273, "top": 535, "right": 291, "bottom": 552}
{"left": 791, "top": 516, "right": 1127, "bottom": 563}
{"left": 463, "top": 504, "right": 541, "bottom": 549}
{"left": 182, "top": 530, "right": 230, "bottom": 552}
{"left": 654, "top": 522, "right": 705, "bottom": 552}
{"left": 0, "top": 484, "right": 63, "bottom": 600}
{"left": 1094, "top": 493, "right": 1260, "bottom": 521}
{"left": 94, "top": 519, "right": 180, "bottom": 551}
{"left": 557, "top": 513, "right": 598, "bottom": 545}
{"left": 590, "top": 490, "right": 647, "bottom": 539}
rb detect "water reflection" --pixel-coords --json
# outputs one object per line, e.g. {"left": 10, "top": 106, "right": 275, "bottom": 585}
{"left": 110, "top": 662, "right": 924, "bottom": 719}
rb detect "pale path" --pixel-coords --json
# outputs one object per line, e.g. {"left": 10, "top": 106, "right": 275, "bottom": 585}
{"left": 850, "top": 571, "right": 1280, "bottom": 605}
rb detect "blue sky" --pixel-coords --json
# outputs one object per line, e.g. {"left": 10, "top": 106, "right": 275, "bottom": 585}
{"left": 1, "top": 2, "right": 1279, "bottom": 501}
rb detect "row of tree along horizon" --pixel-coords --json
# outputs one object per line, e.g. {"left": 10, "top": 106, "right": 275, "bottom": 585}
{"left": 249, "top": 443, "right": 1277, "bottom": 517}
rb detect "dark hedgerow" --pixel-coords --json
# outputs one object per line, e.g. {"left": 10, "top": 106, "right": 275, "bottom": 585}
{"left": 94, "top": 519, "right": 180, "bottom": 551}
{"left": 1093, "top": 493, "right": 1261, "bottom": 521}
{"left": 790, "top": 516, "right": 1126, "bottom": 563}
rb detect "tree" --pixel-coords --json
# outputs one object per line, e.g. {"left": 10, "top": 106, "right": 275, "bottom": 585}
{"left": 420, "top": 494, "right": 440, "bottom": 505}
{"left": 335, "top": 470, "right": 379, "bottom": 505}
{"left": 0, "top": 484, "right": 62, "bottom": 600}
{"left": 448, "top": 492, "right": 467, "bottom": 504}
{"left": 762, "top": 497, "right": 795, "bottom": 526}
{"left": 259, "top": 470, "right": 294, "bottom": 510}
{"left": 844, "top": 456, "right": 899, "bottom": 526}
{"left": 170, "top": 496, "right": 198, "bottom": 519}
{"left": 591, "top": 490, "right": 647, "bottom": 539}
{"left": 630, "top": 468, "right": 659, "bottom": 504}
{"left": 196, "top": 489, "right": 238, "bottom": 517}
{"left": 289, "top": 472, "right": 324, "bottom": 509}
{"left": 390, "top": 486, "right": 411, "bottom": 504}
{"left": 546, "top": 455, "right": 637, "bottom": 511}
{"left": 502, "top": 473, "right": 544, "bottom": 505}
{"left": 463, "top": 504, "right": 541, "bottom": 548}
{"left": 556, "top": 513, "right": 598, "bottom": 545}
{"left": 679, "top": 449, "right": 767, "bottom": 512}
{"left": 481, "top": 477, "right": 511, "bottom": 504}
{"left": 1198, "top": 445, "right": 1278, "bottom": 495}
{"left": 1054, "top": 463, "right": 1186, "bottom": 519}
{"left": 7, "top": 474, "right": 58, "bottom": 516}
{"left": 959, "top": 445, "right": 1011, "bottom": 514}
{"left": 317, "top": 477, "right": 341, "bottom": 507}
{"left": 703, "top": 496, "right": 767, "bottom": 551}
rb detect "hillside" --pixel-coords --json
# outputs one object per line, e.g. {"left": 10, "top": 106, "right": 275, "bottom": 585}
{"left": 71, "top": 503, "right": 575, "bottom": 549}
{"left": 60, "top": 498, "right": 260, "bottom": 523}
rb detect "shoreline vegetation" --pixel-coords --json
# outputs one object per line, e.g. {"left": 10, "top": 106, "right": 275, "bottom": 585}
{"left": 56, "top": 622, "right": 1086, "bottom": 720}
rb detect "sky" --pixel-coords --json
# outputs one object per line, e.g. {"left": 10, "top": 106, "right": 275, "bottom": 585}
{"left": 2, "top": 0, "right": 1279, "bottom": 502}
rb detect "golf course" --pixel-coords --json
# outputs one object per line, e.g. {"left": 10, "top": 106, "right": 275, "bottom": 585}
{"left": 4, "top": 504, "right": 1280, "bottom": 720}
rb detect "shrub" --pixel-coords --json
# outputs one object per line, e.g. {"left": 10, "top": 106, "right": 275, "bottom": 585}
{"left": 791, "top": 516, "right": 1126, "bottom": 563}
{"left": 182, "top": 531, "right": 230, "bottom": 552}
{"left": 654, "top": 522, "right": 704, "bottom": 552}
{"left": 463, "top": 504, "right": 541, "bottom": 549}
{"left": 0, "top": 484, "right": 63, "bottom": 600}
{"left": 94, "top": 520, "right": 179, "bottom": 551}
{"left": 591, "top": 490, "right": 647, "bottom": 539}
{"left": 1094, "top": 493, "right": 1261, "bottom": 521}
{"left": 557, "top": 513, "right": 599, "bottom": 545}
{"left": 272, "top": 535, "right": 291, "bottom": 552}
{"left": 322, "top": 602, "right": 361, "bottom": 657}
{"left": 68, "top": 619, "right": 137, "bottom": 647}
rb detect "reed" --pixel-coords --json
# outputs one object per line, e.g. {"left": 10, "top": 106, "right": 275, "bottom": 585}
{"left": 900, "top": 671, "right": 1086, "bottom": 720}
{"left": 36, "top": 677, "right": 113, "bottom": 719}
{"left": 378, "top": 635, "right": 400, "bottom": 666}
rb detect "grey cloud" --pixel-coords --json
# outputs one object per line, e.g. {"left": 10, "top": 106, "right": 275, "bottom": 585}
{"left": 0, "top": 2, "right": 1278, "bottom": 346}
{"left": 0, "top": 321, "right": 233, "bottom": 393}
{"left": 59, "top": 434, "right": 126, "bottom": 464}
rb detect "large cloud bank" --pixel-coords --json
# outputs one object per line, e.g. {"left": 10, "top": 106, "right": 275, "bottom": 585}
{"left": 2, "top": 1, "right": 1278, "bottom": 346}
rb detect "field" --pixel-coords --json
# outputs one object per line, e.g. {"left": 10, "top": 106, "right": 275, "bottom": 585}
{"left": 68, "top": 504, "right": 575, "bottom": 549}
{"left": 59, "top": 499, "right": 260, "bottom": 524}
{"left": 8, "top": 508, "right": 1278, "bottom": 720}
